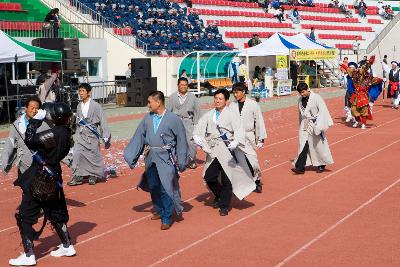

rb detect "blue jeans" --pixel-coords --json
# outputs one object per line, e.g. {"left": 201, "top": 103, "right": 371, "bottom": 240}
{"left": 147, "top": 164, "right": 173, "bottom": 225}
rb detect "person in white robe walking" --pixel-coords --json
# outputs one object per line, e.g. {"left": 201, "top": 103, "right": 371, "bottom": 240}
{"left": 193, "top": 89, "right": 256, "bottom": 216}
{"left": 291, "top": 82, "right": 334, "bottom": 174}
{"left": 230, "top": 82, "right": 267, "bottom": 193}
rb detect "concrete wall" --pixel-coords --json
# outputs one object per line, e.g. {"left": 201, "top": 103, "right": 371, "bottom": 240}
{"left": 16, "top": 37, "right": 108, "bottom": 83}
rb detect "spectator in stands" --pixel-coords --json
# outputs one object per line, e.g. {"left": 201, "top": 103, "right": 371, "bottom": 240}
{"left": 88, "top": 0, "right": 230, "bottom": 54}
{"left": 385, "top": 6, "right": 394, "bottom": 20}
{"left": 352, "top": 37, "right": 360, "bottom": 55}
{"left": 248, "top": 34, "right": 262, "bottom": 47}
{"left": 339, "top": 2, "right": 353, "bottom": 18}
{"left": 258, "top": 0, "right": 268, "bottom": 10}
{"left": 309, "top": 27, "right": 316, "bottom": 41}
{"left": 183, "top": 0, "right": 192, "bottom": 8}
{"left": 297, "top": 0, "right": 305, "bottom": 5}
{"left": 274, "top": 7, "right": 285, "bottom": 23}
{"left": 125, "top": 63, "right": 132, "bottom": 78}
{"left": 305, "top": 0, "right": 314, "bottom": 7}
{"left": 271, "top": 0, "right": 281, "bottom": 10}
{"left": 289, "top": 7, "right": 301, "bottom": 24}
{"left": 328, "top": 0, "right": 339, "bottom": 8}
{"left": 379, "top": 2, "right": 394, "bottom": 20}
{"left": 52, "top": 8, "right": 61, "bottom": 38}
{"left": 353, "top": 0, "right": 359, "bottom": 9}
{"left": 358, "top": 0, "right": 367, "bottom": 18}
{"left": 43, "top": 9, "right": 58, "bottom": 38}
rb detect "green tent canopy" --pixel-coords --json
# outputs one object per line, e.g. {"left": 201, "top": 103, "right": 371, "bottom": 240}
{"left": 0, "top": 30, "right": 62, "bottom": 63}
{"left": 178, "top": 51, "right": 238, "bottom": 79}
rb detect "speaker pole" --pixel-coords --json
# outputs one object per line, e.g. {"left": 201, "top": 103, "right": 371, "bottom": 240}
{"left": 14, "top": 54, "right": 20, "bottom": 108}
{"left": 60, "top": 58, "right": 64, "bottom": 85}
{"left": 4, "top": 67, "right": 11, "bottom": 124}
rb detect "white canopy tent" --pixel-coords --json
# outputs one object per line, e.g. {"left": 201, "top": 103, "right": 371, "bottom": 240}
{"left": 237, "top": 33, "right": 335, "bottom": 96}
{"left": 238, "top": 32, "right": 333, "bottom": 56}
{"left": 0, "top": 30, "right": 62, "bottom": 123}
{"left": 0, "top": 30, "right": 62, "bottom": 63}
{"left": 0, "top": 31, "right": 35, "bottom": 63}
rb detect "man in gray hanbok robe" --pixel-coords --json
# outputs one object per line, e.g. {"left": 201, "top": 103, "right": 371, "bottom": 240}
{"left": 230, "top": 82, "right": 267, "bottom": 193}
{"left": 1, "top": 96, "right": 50, "bottom": 175}
{"left": 68, "top": 83, "right": 111, "bottom": 186}
{"left": 167, "top": 77, "right": 200, "bottom": 169}
{"left": 124, "top": 91, "right": 188, "bottom": 230}
{"left": 292, "top": 83, "right": 334, "bottom": 174}
{"left": 193, "top": 89, "right": 256, "bottom": 216}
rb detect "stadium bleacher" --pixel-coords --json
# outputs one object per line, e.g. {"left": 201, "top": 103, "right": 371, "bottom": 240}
{"left": 1, "top": 0, "right": 396, "bottom": 54}
{"left": 189, "top": 0, "right": 396, "bottom": 50}
{"left": 77, "top": 0, "right": 231, "bottom": 52}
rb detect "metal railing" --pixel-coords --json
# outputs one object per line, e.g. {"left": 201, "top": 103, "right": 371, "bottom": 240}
{"left": 364, "top": 11, "right": 400, "bottom": 54}
{"left": 90, "top": 80, "right": 127, "bottom": 105}
{"left": 41, "top": 0, "right": 148, "bottom": 54}
{"left": 0, "top": 20, "right": 103, "bottom": 38}
{"left": 41, "top": 0, "right": 231, "bottom": 56}
{"left": 319, "top": 60, "right": 341, "bottom": 87}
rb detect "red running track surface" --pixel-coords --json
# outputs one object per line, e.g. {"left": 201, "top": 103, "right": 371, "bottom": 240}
{"left": 0, "top": 96, "right": 399, "bottom": 266}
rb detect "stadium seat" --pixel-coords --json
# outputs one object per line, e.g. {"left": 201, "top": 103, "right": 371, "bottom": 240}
{"left": 335, "top": 44, "right": 353, "bottom": 49}
{"left": 0, "top": 2, "right": 23, "bottom": 12}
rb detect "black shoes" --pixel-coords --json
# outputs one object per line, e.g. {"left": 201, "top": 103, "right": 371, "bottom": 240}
{"left": 254, "top": 180, "right": 263, "bottom": 193}
{"left": 291, "top": 168, "right": 305, "bottom": 174}
{"left": 212, "top": 198, "right": 220, "bottom": 209}
{"left": 219, "top": 208, "right": 229, "bottom": 216}
{"left": 316, "top": 166, "right": 325, "bottom": 173}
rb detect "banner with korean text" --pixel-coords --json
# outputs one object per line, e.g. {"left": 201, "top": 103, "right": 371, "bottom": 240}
{"left": 289, "top": 49, "right": 336, "bottom": 61}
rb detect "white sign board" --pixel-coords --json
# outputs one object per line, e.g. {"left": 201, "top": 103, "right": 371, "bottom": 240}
{"left": 275, "top": 79, "right": 292, "bottom": 96}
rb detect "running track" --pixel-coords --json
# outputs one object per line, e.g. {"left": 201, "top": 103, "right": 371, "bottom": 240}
{"left": 0, "top": 96, "right": 399, "bottom": 266}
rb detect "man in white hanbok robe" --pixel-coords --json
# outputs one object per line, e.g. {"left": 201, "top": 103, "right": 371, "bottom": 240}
{"left": 292, "top": 83, "right": 334, "bottom": 174}
{"left": 193, "top": 89, "right": 256, "bottom": 216}
{"left": 230, "top": 82, "right": 267, "bottom": 193}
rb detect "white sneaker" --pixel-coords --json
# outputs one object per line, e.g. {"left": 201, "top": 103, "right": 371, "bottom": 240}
{"left": 345, "top": 116, "right": 352, "bottom": 122}
{"left": 352, "top": 122, "right": 359, "bottom": 128}
{"left": 9, "top": 253, "right": 36, "bottom": 266}
{"left": 361, "top": 124, "right": 366, "bottom": 130}
{"left": 50, "top": 244, "right": 76, "bottom": 257}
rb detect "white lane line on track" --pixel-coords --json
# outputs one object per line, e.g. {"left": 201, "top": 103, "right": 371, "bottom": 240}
{"left": 276, "top": 177, "right": 400, "bottom": 267}
{"left": 0, "top": 108, "right": 397, "bottom": 234}
{"left": 36, "top": 192, "right": 205, "bottom": 262}
{"left": 0, "top": 98, "right": 348, "bottom": 184}
{"left": 147, "top": 139, "right": 400, "bottom": 266}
